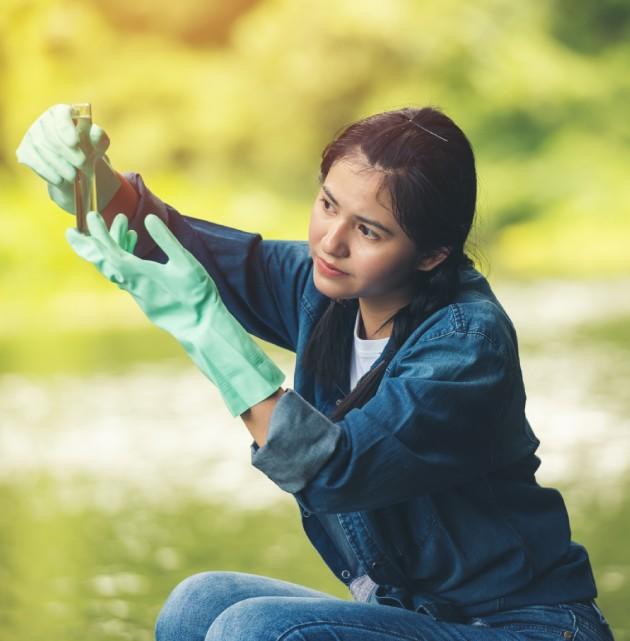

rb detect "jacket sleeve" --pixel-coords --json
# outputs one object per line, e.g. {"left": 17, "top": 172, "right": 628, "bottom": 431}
{"left": 250, "top": 326, "right": 518, "bottom": 513}
{"left": 124, "top": 172, "right": 312, "bottom": 352}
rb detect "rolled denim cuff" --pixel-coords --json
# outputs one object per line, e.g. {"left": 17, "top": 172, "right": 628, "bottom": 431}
{"left": 122, "top": 172, "right": 170, "bottom": 258}
{"left": 250, "top": 389, "right": 342, "bottom": 493}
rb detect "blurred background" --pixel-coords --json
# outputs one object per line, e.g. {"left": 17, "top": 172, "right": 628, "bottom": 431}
{"left": 1, "top": 0, "right": 629, "bottom": 639}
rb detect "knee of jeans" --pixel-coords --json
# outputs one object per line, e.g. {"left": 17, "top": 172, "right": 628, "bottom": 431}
{"left": 155, "top": 571, "right": 230, "bottom": 641}
{"left": 205, "top": 598, "right": 268, "bottom": 641}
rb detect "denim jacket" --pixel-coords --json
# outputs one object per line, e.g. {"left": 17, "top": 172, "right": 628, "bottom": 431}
{"left": 126, "top": 174, "right": 597, "bottom": 621}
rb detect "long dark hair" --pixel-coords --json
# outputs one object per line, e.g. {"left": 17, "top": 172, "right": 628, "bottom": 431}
{"left": 302, "top": 106, "right": 479, "bottom": 421}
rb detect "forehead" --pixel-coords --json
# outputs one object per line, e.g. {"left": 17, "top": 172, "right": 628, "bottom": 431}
{"left": 325, "top": 154, "right": 394, "bottom": 218}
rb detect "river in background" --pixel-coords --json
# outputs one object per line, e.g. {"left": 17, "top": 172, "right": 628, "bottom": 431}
{"left": 1, "top": 277, "right": 629, "bottom": 640}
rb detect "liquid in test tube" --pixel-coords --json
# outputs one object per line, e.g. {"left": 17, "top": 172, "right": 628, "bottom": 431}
{"left": 70, "top": 103, "right": 97, "bottom": 234}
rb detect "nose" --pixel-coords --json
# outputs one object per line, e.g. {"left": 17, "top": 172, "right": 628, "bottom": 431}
{"left": 321, "top": 219, "right": 349, "bottom": 257}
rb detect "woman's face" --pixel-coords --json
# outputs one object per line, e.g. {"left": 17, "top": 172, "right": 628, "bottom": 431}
{"left": 308, "top": 152, "right": 440, "bottom": 306}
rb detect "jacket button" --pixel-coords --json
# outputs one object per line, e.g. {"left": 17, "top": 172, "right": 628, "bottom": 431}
{"left": 302, "top": 510, "right": 311, "bottom": 518}
{"left": 341, "top": 570, "right": 351, "bottom": 579}
{"left": 562, "top": 633, "right": 574, "bottom": 640}
{"left": 335, "top": 399, "right": 342, "bottom": 406}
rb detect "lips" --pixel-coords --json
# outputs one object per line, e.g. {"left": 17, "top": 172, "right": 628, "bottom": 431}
{"left": 317, "top": 256, "right": 348, "bottom": 275}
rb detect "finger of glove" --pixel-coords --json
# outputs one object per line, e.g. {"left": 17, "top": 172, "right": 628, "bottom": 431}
{"left": 50, "top": 104, "right": 80, "bottom": 146}
{"left": 86, "top": 211, "right": 126, "bottom": 255}
{"left": 65, "top": 227, "right": 106, "bottom": 264}
{"left": 144, "top": 214, "right": 189, "bottom": 264}
{"left": 109, "top": 213, "right": 130, "bottom": 249}
{"left": 42, "top": 109, "right": 86, "bottom": 166}
{"left": 89, "top": 125, "right": 110, "bottom": 157}
{"left": 16, "top": 136, "right": 64, "bottom": 185}
{"left": 33, "top": 136, "right": 77, "bottom": 184}
{"left": 66, "top": 227, "right": 126, "bottom": 284}
{"left": 126, "top": 229, "right": 138, "bottom": 254}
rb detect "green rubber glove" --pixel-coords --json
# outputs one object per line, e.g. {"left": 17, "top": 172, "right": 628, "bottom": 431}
{"left": 16, "top": 104, "right": 121, "bottom": 214}
{"left": 66, "top": 211, "right": 285, "bottom": 417}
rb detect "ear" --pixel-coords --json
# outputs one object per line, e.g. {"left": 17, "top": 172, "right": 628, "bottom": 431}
{"left": 416, "top": 247, "right": 450, "bottom": 272}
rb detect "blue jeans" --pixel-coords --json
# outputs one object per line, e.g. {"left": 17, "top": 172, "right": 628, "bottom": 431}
{"left": 155, "top": 571, "right": 615, "bottom": 641}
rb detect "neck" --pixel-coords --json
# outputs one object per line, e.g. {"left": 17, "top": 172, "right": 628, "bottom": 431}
{"left": 358, "top": 315, "right": 391, "bottom": 340}
{"left": 358, "top": 298, "right": 407, "bottom": 340}
{"left": 356, "top": 277, "right": 419, "bottom": 339}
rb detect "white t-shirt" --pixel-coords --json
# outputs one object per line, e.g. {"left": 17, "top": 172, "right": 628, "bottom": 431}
{"left": 349, "top": 309, "right": 390, "bottom": 391}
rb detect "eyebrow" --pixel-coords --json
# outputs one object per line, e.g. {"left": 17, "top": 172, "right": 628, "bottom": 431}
{"left": 321, "top": 185, "right": 394, "bottom": 236}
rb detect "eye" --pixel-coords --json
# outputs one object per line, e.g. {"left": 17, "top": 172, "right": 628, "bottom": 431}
{"left": 358, "top": 223, "right": 380, "bottom": 240}
{"left": 319, "top": 197, "right": 333, "bottom": 213}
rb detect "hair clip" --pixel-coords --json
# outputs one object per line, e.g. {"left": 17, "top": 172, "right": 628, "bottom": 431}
{"left": 407, "top": 118, "right": 449, "bottom": 143}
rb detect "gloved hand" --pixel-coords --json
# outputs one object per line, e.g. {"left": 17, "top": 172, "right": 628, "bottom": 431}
{"left": 16, "top": 104, "right": 122, "bottom": 215}
{"left": 66, "top": 211, "right": 285, "bottom": 417}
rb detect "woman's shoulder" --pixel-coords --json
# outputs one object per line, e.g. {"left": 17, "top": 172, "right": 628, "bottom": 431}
{"left": 405, "top": 265, "right": 518, "bottom": 356}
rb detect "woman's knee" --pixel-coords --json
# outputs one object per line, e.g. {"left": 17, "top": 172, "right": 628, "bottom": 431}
{"left": 155, "top": 571, "right": 238, "bottom": 641}
{"left": 205, "top": 597, "right": 276, "bottom": 641}
{"left": 205, "top": 596, "right": 338, "bottom": 641}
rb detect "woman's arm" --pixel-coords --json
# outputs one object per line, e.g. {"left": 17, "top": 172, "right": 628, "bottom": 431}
{"left": 250, "top": 322, "right": 533, "bottom": 513}
{"left": 101, "top": 172, "right": 139, "bottom": 226}
{"left": 240, "top": 387, "right": 286, "bottom": 447}
{"left": 108, "top": 172, "right": 312, "bottom": 352}
{"left": 66, "top": 211, "right": 287, "bottom": 418}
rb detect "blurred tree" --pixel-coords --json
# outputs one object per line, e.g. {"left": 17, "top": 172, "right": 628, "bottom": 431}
{"left": 549, "top": 0, "right": 630, "bottom": 54}
{"left": 91, "top": 0, "right": 261, "bottom": 47}
{"left": 0, "top": 44, "right": 6, "bottom": 170}
{"left": 475, "top": 108, "right": 557, "bottom": 158}
{"left": 1, "top": 0, "right": 629, "bottom": 285}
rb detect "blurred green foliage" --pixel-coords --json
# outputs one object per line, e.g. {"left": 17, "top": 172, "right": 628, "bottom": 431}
{"left": 549, "top": 0, "right": 630, "bottom": 54}
{"left": 1, "top": 0, "right": 629, "bottom": 323}
{"left": 2, "top": 0, "right": 629, "bottom": 345}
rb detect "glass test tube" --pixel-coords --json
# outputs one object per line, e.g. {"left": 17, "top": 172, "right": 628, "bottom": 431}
{"left": 70, "top": 103, "right": 97, "bottom": 234}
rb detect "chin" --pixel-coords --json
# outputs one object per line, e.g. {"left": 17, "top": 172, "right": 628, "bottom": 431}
{"left": 312, "top": 272, "right": 351, "bottom": 300}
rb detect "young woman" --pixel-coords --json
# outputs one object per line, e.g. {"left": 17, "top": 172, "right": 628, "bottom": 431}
{"left": 18, "top": 105, "right": 615, "bottom": 641}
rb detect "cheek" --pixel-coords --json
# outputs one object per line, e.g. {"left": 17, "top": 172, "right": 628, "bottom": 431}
{"left": 308, "top": 209, "right": 324, "bottom": 248}
{"left": 358, "top": 251, "right": 415, "bottom": 289}
{"left": 357, "top": 256, "right": 390, "bottom": 285}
